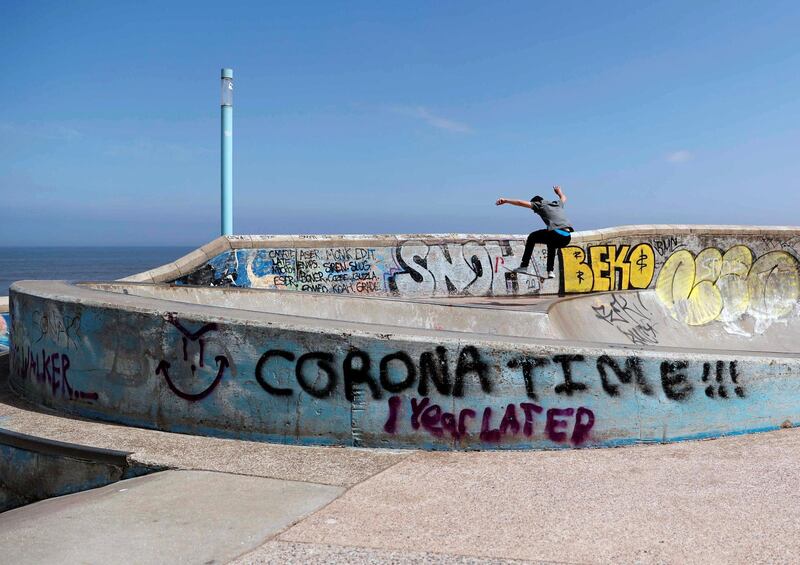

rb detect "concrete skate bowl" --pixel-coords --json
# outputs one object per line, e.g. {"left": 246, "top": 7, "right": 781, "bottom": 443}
{"left": 7, "top": 226, "right": 800, "bottom": 450}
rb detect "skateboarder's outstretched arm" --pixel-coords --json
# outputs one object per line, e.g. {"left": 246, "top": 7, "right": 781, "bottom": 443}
{"left": 495, "top": 198, "right": 532, "bottom": 208}
{"left": 553, "top": 185, "right": 567, "bottom": 204}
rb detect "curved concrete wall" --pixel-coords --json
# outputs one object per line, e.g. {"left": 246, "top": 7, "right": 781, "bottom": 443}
{"left": 7, "top": 226, "right": 800, "bottom": 450}
{"left": 8, "top": 284, "right": 800, "bottom": 450}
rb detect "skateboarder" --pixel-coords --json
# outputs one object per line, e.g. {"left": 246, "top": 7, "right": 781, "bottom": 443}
{"left": 495, "top": 185, "right": 573, "bottom": 279}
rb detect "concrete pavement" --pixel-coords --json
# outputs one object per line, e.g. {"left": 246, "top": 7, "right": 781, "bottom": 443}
{"left": 0, "top": 470, "right": 343, "bottom": 564}
{"left": 273, "top": 431, "right": 800, "bottom": 564}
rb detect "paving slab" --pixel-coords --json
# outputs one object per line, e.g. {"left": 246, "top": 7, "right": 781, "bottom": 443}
{"left": 279, "top": 428, "right": 800, "bottom": 564}
{"left": 0, "top": 470, "right": 344, "bottom": 565}
{"left": 233, "top": 540, "right": 539, "bottom": 564}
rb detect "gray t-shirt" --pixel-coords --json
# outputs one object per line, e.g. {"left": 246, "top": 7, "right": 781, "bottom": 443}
{"left": 531, "top": 198, "right": 572, "bottom": 231}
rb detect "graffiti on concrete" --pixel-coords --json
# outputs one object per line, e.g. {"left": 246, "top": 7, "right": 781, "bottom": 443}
{"left": 11, "top": 284, "right": 787, "bottom": 450}
{"left": 383, "top": 396, "right": 595, "bottom": 445}
{"left": 392, "top": 239, "right": 543, "bottom": 295}
{"left": 169, "top": 236, "right": 800, "bottom": 311}
{"left": 12, "top": 345, "right": 98, "bottom": 401}
{"left": 702, "top": 360, "right": 745, "bottom": 399}
{"left": 32, "top": 309, "right": 81, "bottom": 349}
{"left": 0, "top": 313, "right": 9, "bottom": 350}
{"left": 651, "top": 236, "right": 685, "bottom": 257}
{"left": 184, "top": 262, "right": 238, "bottom": 287}
{"left": 254, "top": 344, "right": 493, "bottom": 401}
{"left": 655, "top": 247, "right": 800, "bottom": 329}
{"left": 15, "top": 228, "right": 800, "bottom": 449}
{"left": 178, "top": 247, "right": 398, "bottom": 294}
{"left": 175, "top": 240, "right": 550, "bottom": 297}
{"left": 155, "top": 314, "right": 232, "bottom": 401}
{"left": 560, "top": 244, "right": 656, "bottom": 294}
{"left": 245, "top": 342, "right": 744, "bottom": 404}
{"left": 592, "top": 293, "right": 659, "bottom": 346}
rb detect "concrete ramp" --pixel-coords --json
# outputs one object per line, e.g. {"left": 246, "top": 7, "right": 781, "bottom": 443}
{"left": 550, "top": 290, "right": 800, "bottom": 353}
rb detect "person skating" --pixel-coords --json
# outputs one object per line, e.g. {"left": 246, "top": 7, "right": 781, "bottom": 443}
{"left": 495, "top": 185, "right": 574, "bottom": 279}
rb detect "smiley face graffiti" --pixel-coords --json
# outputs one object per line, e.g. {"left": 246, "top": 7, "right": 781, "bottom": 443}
{"left": 155, "top": 314, "right": 231, "bottom": 401}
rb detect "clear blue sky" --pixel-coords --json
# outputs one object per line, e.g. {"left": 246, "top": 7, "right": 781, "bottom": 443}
{"left": 2, "top": 1, "right": 799, "bottom": 246}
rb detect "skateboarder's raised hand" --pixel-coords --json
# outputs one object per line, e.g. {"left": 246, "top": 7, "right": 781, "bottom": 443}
{"left": 553, "top": 186, "right": 567, "bottom": 203}
{"left": 495, "top": 198, "right": 532, "bottom": 208}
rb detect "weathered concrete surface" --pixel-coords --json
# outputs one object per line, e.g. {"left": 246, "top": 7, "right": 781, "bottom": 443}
{"left": 0, "top": 379, "right": 410, "bottom": 487}
{"left": 163, "top": 228, "right": 800, "bottom": 300}
{"left": 551, "top": 289, "right": 800, "bottom": 353}
{"left": 9, "top": 279, "right": 800, "bottom": 451}
{"left": 0, "top": 428, "right": 146, "bottom": 512}
{"left": 90, "top": 282, "right": 556, "bottom": 339}
{"left": 4, "top": 226, "right": 800, "bottom": 562}
{"left": 0, "top": 354, "right": 152, "bottom": 512}
{"left": 0, "top": 470, "right": 344, "bottom": 565}
{"left": 277, "top": 429, "right": 800, "bottom": 564}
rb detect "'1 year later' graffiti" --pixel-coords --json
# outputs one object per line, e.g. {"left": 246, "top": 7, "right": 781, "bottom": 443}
{"left": 383, "top": 396, "right": 595, "bottom": 445}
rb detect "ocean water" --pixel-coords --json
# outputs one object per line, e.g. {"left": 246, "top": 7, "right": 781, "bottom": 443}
{"left": 0, "top": 247, "right": 194, "bottom": 297}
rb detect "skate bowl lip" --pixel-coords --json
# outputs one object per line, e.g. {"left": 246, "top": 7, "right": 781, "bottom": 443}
{"left": 118, "top": 225, "right": 800, "bottom": 286}
{"left": 0, "top": 425, "right": 133, "bottom": 467}
{"left": 9, "top": 279, "right": 799, "bottom": 361}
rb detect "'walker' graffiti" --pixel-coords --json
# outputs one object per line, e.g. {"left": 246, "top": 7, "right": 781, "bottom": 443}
{"left": 13, "top": 345, "right": 98, "bottom": 401}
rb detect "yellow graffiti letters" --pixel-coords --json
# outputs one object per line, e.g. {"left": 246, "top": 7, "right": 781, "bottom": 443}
{"left": 656, "top": 247, "right": 799, "bottom": 326}
{"left": 560, "top": 247, "right": 594, "bottom": 293}
{"left": 562, "top": 244, "right": 655, "bottom": 293}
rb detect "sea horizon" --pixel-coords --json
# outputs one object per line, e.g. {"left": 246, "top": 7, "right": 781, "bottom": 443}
{"left": 0, "top": 246, "right": 195, "bottom": 296}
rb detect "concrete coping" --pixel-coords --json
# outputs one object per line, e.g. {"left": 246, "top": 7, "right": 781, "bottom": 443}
{"left": 124, "top": 225, "right": 800, "bottom": 284}
{"left": 0, "top": 427, "right": 133, "bottom": 467}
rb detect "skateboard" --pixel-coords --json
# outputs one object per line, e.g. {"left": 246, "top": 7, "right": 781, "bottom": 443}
{"left": 503, "top": 266, "right": 547, "bottom": 281}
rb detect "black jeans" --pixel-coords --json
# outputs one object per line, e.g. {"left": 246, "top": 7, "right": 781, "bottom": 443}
{"left": 520, "top": 229, "right": 572, "bottom": 272}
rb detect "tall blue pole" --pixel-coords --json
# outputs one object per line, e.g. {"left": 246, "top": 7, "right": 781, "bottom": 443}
{"left": 221, "top": 68, "right": 234, "bottom": 236}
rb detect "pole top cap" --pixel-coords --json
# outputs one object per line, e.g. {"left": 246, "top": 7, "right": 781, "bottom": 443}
{"left": 221, "top": 68, "right": 234, "bottom": 79}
